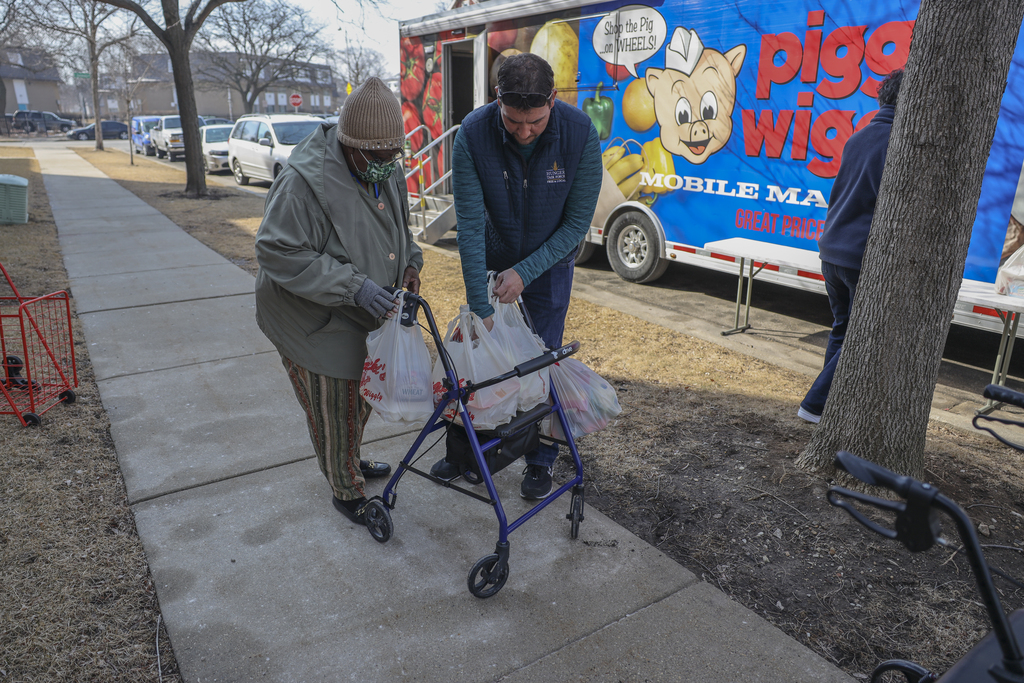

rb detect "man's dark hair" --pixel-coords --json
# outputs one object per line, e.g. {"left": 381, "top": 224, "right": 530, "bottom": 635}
{"left": 876, "top": 69, "right": 903, "bottom": 107}
{"left": 496, "top": 53, "right": 554, "bottom": 109}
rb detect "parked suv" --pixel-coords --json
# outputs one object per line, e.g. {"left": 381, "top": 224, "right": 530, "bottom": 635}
{"left": 13, "top": 110, "right": 75, "bottom": 133}
{"left": 227, "top": 114, "right": 322, "bottom": 185}
{"left": 131, "top": 116, "right": 161, "bottom": 156}
{"left": 151, "top": 115, "right": 206, "bottom": 161}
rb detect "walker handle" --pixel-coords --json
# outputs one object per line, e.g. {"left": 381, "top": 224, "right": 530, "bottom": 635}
{"left": 514, "top": 341, "right": 580, "bottom": 377}
{"left": 983, "top": 384, "right": 1024, "bottom": 410}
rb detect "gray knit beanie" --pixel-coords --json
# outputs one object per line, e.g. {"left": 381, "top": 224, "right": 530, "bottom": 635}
{"left": 337, "top": 77, "right": 404, "bottom": 150}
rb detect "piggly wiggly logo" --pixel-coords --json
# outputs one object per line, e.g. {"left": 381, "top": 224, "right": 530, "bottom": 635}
{"left": 646, "top": 27, "right": 746, "bottom": 165}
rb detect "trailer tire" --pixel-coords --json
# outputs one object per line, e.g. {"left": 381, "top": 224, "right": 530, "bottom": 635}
{"left": 575, "top": 236, "right": 597, "bottom": 265}
{"left": 606, "top": 211, "right": 668, "bottom": 283}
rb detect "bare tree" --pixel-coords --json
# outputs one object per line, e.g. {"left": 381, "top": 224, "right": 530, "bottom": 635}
{"left": 101, "top": 32, "right": 158, "bottom": 162}
{"left": 193, "top": 0, "right": 331, "bottom": 115}
{"left": 0, "top": 1, "right": 19, "bottom": 131}
{"left": 25, "top": 0, "right": 136, "bottom": 150}
{"left": 93, "top": 0, "right": 246, "bottom": 197}
{"left": 333, "top": 40, "right": 388, "bottom": 92}
{"left": 797, "top": 0, "right": 1024, "bottom": 479}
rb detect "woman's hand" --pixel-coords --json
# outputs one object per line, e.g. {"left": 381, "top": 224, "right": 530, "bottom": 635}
{"left": 403, "top": 266, "right": 421, "bottom": 294}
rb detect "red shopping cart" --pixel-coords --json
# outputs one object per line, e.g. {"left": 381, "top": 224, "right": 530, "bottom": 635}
{"left": 0, "top": 263, "right": 77, "bottom": 426}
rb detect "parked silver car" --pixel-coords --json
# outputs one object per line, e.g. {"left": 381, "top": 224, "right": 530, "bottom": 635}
{"left": 227, "top": 114, "right": 323, "bottom": 185}
{"left": 200, "top": 124, "right": 234, "bottom": 173}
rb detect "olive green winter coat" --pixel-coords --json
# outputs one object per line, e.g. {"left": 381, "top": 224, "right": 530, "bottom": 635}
{"left": 254, "top": 124, "right": 424, "bottom": 379}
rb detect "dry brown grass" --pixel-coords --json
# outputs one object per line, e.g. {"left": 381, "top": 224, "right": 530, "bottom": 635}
{"left": 0, "top": 151, "right": 181, "bottom": 681}
{"left": 21, "top": 146, "right": 1024, "bottom": 679}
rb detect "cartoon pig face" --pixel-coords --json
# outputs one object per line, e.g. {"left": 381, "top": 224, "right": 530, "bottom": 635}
{"left": 646, "top": 44, "right": 746, "bottom": 164}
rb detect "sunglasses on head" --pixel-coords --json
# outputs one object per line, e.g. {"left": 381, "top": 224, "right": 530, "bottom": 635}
{"left": 497, "top": 90, "right": 554, "bottom": 109}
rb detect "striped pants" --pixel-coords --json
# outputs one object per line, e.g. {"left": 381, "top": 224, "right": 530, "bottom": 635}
{"left": 281, "top": 355, "right": 373, "bottom": 502}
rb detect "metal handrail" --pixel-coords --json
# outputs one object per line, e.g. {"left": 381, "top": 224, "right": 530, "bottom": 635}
{"left": 405, "top": 125, "right": 460, "bottom": 182}
{"left": 404, "top": 124, "right": 461, "bottom": 239}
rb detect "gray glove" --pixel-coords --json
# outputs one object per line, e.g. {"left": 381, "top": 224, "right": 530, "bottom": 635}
{"left": 354, "top": 278, "right": 398, "bottom": 318}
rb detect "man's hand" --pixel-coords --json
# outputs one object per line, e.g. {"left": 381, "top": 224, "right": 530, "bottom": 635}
{"left": 402, "top": 266, "right": 421, "bottom": 294}
{"left": 493, "top": 268, "right": 524, "bottom": 303}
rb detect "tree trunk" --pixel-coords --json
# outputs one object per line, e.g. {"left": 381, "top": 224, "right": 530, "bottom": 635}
{"left": 166, "top": 34, "right": 207, "bottom": 197}
{"left": 0, "top": 79, "right": 7, "bottom": 136}
{"left": 90, "top": 46, "right": 104, "bottom": 151}
{"left": 797, "top": 0, "right": 1024, "bottom": 479}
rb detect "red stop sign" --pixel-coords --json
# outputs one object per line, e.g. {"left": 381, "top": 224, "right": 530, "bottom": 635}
{"left": 289, "top": 93, "right": 302, "bottom": 107}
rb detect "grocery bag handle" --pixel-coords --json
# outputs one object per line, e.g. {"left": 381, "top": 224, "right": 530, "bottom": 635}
{"left": 385, "top": 287, "right": 420, "bottom": 328}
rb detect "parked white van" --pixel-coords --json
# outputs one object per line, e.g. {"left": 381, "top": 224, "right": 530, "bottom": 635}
{"left": 227, "top": 114, "right": 323, "bottom": 185}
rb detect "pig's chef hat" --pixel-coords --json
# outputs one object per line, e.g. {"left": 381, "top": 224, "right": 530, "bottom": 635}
{"left": 666, "top": 27, "right": 704, "bottom": 76}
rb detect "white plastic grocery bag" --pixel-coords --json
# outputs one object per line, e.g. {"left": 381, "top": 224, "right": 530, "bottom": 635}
{"left": 360, "top": 291, "right": 434, "bottom": 424}
{"left": 542, "top": 358, "right": 622, "bottom": 440}
{"left": 487, "top": 274, "right": 549, "bottom": 411}
{"left": 996, "top": 244, "right": 1024, "bottom": 297}
{"left": 430, "top": 305, "right": 521, "bottom": 430}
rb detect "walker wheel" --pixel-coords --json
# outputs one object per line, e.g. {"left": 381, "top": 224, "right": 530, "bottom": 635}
{"left": 468, "top": 554, "right": 509, "bottom": 598}
{"left": 567, "top": 492, "right": 585, "bottom": 540}
{"left": 363, "top": 500, "right": 393, "bottom": 543}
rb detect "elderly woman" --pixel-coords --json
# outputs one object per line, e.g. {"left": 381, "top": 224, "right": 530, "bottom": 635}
{"left": 254, "top": 77, "right": 423, "bottom": 522}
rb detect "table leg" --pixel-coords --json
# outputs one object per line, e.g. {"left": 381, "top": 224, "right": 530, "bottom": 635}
{"left": 977, "top": 309, "right": 1020, "bottom": 415}
{"left": 722, "top": 258, "right": 766, "bottom": 336}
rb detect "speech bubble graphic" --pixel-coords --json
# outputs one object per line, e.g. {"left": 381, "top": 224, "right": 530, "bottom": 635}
{"left": 592, "top": 5, "right": 667, "bottom": 79}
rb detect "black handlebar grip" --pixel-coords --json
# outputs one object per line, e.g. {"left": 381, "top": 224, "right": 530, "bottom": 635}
{"left": 514, "top": 341, "right": 580, "bottom": 377}
{"left": 983, "top": 383, "right": 1024, "bottom": 409}
{"left": 834, "top": 451, "right": 909, "bottom": 496}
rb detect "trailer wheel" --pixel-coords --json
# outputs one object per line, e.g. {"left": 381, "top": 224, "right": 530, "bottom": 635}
{"left": 606, "top": 211, "right": 668, "bottom": 284}
{"left": 575, "top": 236, "right": 597, "bottom": 265}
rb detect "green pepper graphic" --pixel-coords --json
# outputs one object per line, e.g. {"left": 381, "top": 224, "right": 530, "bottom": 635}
{"left": 583, "top": 82, "right": 614, "bottom": 140}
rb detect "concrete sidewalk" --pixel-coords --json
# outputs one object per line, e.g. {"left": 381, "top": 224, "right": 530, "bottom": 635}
{"left": 33, "top": 145, "right": 854, "bottom": 682}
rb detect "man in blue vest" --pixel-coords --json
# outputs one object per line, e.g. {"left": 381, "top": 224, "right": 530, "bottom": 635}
{"left": 429, "top": 52, "right": 602, "bottom": 499}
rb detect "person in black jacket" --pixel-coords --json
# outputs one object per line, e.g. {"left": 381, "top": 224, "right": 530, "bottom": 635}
{"left": 799, "top": 69, "right": 903, "bottom": 423}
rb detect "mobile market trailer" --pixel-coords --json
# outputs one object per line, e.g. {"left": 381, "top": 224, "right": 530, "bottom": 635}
{"left": 398, "top": 0, "right": 1024, "bottom": 338}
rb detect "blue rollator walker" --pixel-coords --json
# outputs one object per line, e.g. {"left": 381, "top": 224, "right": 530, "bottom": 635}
{"left": 359, "top": 291, "right": 587, "bottom": 598}
{"left": 827, "top": 384, "right": 1024, "bottom": 682}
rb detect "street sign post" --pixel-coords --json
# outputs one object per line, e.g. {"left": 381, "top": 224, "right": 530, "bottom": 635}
{"left": 290, "top": 93, "right": 302, "bottom": 111}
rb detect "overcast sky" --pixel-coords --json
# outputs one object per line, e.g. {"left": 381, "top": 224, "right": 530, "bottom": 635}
{"left": 292, "top": 0, "right": 444, "bottom": 75}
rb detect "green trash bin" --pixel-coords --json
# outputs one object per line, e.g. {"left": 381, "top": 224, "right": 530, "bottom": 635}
{"left": 0, "top": 174, "right": 28, "bottom": 224}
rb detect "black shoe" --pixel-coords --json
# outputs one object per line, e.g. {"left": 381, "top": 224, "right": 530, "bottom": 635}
{"left": 520, "top": 464, "right": 552, "bottom": 500}
{"left": 359, "top": 459, "right": 391, "bottom": 478}
{"left": 332, "top": 496, "right": 368, "bottom": 524}
{"left": 429, "top": 458, "right": 461, "bottom": 482}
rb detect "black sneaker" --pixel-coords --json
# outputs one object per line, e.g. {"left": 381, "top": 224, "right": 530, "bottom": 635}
{"left": 520, "top": 464, "right": 552, "bottom": 500}
{"left": 429, "top": 458, "right": 461, "bottom": 482}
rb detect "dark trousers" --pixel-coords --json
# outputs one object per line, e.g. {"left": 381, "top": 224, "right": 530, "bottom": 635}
{"left": 519, "top": 254, "right": 575, "bottom": 467}
{"left": 801, "top": 261, "right": 861, "bottom": 416}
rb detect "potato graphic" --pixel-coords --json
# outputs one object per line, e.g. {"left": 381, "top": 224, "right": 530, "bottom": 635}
{"left": 530, "top": 20, "right": 579, "bottom": 107}
{"left": 490, "top": 48, "right": 522, "bottom": 92}
{"left": 622, "top": 78, "right": 656, "bottom": 132}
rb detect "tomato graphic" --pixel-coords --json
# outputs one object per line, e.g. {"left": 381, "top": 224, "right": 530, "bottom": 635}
{"left": 403, "top": 101, "right": 423, "bottom": 150}
{"left": 606, "top": 63, "right": 631, "bottom": 82}
{"left": 422, "top": 72, "right": 444, "bottom": 140}
{"left": 401, "top": 37, "right": 425, "bottom": 102}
